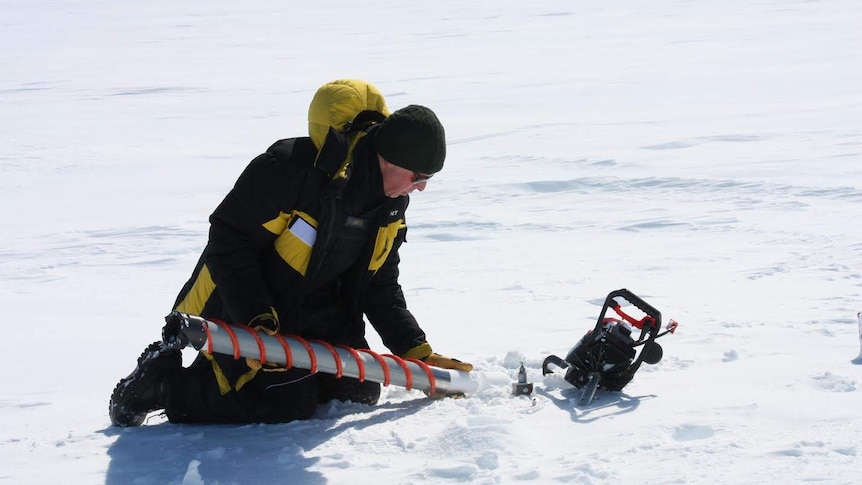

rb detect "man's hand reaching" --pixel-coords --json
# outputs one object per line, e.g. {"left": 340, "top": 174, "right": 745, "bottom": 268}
{"left": 402, "top": 342, "right": 473, "bottom": 372}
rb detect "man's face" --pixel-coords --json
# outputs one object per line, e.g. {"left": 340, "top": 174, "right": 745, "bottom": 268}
{"left": 378, "top": 154, "right": 431, "bottom": 198}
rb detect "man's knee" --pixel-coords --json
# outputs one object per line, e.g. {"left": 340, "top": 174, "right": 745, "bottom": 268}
{"left": 165, "top": 357, "right": 320, "bottom": 424}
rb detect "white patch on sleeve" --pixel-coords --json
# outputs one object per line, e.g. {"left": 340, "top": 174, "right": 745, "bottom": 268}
{"left": 289, "top": 217, "right": 317, "bottom": 247}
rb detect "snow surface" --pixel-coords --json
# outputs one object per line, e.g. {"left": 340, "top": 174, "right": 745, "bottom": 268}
{"left": 2, "top": 0, "right": 861, "bottom": 483}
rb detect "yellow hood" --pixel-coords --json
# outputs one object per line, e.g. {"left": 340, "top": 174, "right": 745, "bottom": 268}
{"left": 307, "top": 79, "right": 390, "bottom": 150}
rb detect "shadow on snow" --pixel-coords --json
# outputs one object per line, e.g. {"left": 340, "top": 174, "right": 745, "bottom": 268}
{"left": 537, "top": 386, "right": 657, "bottom": 424}
{"left": 100, "top": 399, "right": 428, "bottom": 484}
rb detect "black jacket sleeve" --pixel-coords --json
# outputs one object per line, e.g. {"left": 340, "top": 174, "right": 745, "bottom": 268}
{"left": 362, "top": 223, "right": 428, "bottom": 356}
{"left": 204, "top": 147, "right": 305, "bottom": 324}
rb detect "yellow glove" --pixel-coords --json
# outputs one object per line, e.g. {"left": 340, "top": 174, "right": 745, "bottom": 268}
{"left": 248, "top": 307, "right": 280, "bottom": 336}
{"left": 402, "top": 342, "right": 473, "bottom": 372}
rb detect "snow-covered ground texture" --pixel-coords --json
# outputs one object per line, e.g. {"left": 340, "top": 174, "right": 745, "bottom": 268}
{"left": 2, "top": 0, "right": 861, "bottom": 483}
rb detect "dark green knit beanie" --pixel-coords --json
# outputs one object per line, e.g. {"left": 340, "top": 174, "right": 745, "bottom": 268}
{"left": 375, "top": 105, "right": 446, "bottom": 174}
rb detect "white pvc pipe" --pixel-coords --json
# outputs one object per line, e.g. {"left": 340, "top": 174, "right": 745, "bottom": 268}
{"left": 170, "top": 312, "right": 480, "bottom": 395}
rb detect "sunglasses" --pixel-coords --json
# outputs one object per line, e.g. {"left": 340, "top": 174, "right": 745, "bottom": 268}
{"left": 412, "top": 171, "right": 433, "bottom": 184}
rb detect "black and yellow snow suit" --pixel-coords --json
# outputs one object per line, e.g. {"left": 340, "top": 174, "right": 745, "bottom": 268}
{"left": 163, "top": 124, "right": 428, "bottom": 423}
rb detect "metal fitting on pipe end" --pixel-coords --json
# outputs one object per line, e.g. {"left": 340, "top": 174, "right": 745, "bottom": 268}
{"left": 162, "top": 311, "right": 208, "bottom": 351}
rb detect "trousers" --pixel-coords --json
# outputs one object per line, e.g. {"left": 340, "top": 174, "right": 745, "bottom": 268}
{"left": 164, "top": 343, "right": 381, "bottom": 424}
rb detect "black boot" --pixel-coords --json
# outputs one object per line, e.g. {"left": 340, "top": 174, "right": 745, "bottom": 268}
{"left": 109, "top": 341, "right": 181, "bottom": 427}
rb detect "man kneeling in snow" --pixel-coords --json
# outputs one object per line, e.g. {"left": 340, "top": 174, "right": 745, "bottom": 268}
{"left": 109, "top": 80, "right": 471, "bottom": 426}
